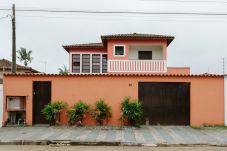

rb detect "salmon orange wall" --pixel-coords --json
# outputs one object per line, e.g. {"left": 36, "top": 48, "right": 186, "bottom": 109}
{"left": 167, "top": 67, "right": 190, "bottom": 75}
{"left": 3, "top": 75, "right": 224, "bottom": 127}
{"left": 107, "top": 39, "right": 168, "bottom": 60}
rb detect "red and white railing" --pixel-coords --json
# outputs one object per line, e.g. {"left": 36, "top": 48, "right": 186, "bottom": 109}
{"left": 108, "top": 60, "right": 167, "bottom": 73}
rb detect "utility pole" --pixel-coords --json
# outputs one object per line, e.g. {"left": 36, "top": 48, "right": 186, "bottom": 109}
{"left": 12, "top": 4, "right": 16, "bottom": 73}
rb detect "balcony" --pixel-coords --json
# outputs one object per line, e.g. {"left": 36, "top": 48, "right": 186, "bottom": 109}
{"left": 108, "top": 60, "right": 167, "bottom": 73}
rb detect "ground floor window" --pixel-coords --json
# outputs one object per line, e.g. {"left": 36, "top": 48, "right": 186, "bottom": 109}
{"left": 72, "top": 53, "right": 107, "bottom": 73}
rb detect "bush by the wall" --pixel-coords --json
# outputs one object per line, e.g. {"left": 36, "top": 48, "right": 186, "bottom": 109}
{"left": 91, "top": 98, "right": 112, "bottom": 125}
{"left": 120, "top": 97, "right": 143, "bottom": 127}
{"left": 41, "top": 100, "right": 67, "bottom": 126}
{"left": 67, "top": 100, "right": 90, "bottom": 126}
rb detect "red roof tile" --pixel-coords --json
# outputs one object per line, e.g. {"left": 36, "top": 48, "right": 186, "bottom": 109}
{"left": 0, "top": 59, "right": 39, "bottom": 73}
{"left": 63, "top": 33, "right": 175, "bottom": 52}
{"left": 63, "top": 42, "right": 104, "bottom": 49}
{"left": 3, "top": 73, "right": 224, "bottom": 77}
{"left": 101, "top": 33, "right": 174, "bottom": 39}
{"left": 101, "top": 33, "right": 174, "bottom": 45}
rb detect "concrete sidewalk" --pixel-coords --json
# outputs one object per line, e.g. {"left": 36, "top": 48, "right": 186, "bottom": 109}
{"left": 0, "top": 126, "right": 226, "bottom": 146}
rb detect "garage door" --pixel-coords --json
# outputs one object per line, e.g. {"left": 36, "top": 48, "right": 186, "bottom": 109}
{"left": 139, "top": 82, "right": 190, "bottom": 125}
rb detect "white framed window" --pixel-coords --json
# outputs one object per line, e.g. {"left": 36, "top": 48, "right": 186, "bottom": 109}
{"left": 7, "top": 96, "right": 25, "bottom": 110}
{"left": 70, "top": 52, "right": 108, "bottom": 74}
{"left": 113, "top": 45, "right": 125, "bottom": 57}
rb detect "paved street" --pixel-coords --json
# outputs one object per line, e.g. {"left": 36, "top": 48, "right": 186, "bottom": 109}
{"left": 0, "top": 126, "right": 226, "bottom": 146}
{"left": 0, "top": 146, "right": 226, "bottom": 151}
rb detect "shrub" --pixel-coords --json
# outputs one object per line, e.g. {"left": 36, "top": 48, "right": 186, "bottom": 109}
{"left": 92, "top": 99, "right": 112, "bottom": 125}
{"left": 41, "top": 103, "right": 54, "bottom": 122}
{"left": 67, "top": 100, "right": 90, "bottom": 126}
{"left": 120, "top": 97, "right": 143, "bottom": 127}
{"left": 41, "top": 100, "right": 67, "bottom": 126}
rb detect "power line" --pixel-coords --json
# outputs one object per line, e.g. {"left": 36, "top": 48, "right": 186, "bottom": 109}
{"left": 1, "top": 0, "right": 227, "bottom": 3}
{"left": 141, "top": 0, "right": 227, "bottom": 4}
{"left": 1, "top": 8, "right": 227, "bottom": 16}
{"left": 16, "top": 14, "right": 227, "bottom": 23}
{"left": 0, "top": 15, "right": 8, "bottom": 20}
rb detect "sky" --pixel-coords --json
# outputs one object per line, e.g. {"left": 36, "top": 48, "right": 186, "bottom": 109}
{"left": 0, "top": 0, "right": 227, "bottom": 74}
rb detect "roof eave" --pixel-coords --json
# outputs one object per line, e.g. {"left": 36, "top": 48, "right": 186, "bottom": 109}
{"left": 62, "top": 45, "right": 105, "bottom": 53}
{"left": 3, "top": 73, "right": 224, "bottom": 77}
{"left": 101, "top": 37, "right": 175, "bottom": 46}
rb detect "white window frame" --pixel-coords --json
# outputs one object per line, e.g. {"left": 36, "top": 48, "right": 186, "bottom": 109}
{"left": 113, "top": 44, "right": 126, "bottom": 57}
{"left": 70, "top": 52, "right": 108, "bottom": 74}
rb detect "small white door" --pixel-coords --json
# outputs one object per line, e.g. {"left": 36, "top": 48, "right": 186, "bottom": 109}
{"left": 0, "top": 84, "right": 2, "bottom": 127}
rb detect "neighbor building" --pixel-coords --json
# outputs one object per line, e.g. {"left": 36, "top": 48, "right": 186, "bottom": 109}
{"left": 0, "top": 58, "right": 39, "bottom": 126}
{"left": 2, "top": 33, "right": 227, "bottom": 126}
{"left": 0, "top": 58, "right": 39, "bottom": 79}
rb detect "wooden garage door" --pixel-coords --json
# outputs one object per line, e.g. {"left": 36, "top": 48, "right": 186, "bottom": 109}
{"left": 139, "top": 82, "right": 190, "bottom": 125}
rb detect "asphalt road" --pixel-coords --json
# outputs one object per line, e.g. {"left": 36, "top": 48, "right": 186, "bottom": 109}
{"left": 0, "top": 146, "right": 226, "bottom": 151}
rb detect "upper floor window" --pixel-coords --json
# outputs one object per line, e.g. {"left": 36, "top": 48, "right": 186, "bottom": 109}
{"left": 114, "top": 45, "right": 125, "bottom": 56}
{"left": 139, "top": 51, "right": 152, "bottom": 60}
{"left": 72, "top": 54, "right": 80, "bottom": 73}
{"left": 71, "top": 53, "right": 107, "bottom": 74}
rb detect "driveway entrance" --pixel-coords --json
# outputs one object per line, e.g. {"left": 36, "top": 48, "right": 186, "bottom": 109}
{"left": 139, "top": 82, "right": 190, "bottom": 125}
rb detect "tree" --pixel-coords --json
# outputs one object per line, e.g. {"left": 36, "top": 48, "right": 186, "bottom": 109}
{"left": 17, "top": 47, "right": 33, "bottom": 66}
{"left": 58, "top": 65, "right": 69, "bottom": 75}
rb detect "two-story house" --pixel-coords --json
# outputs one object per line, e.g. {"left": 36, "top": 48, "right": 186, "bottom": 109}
{"left": 63, "top": 33, "right": 189, "bottom": 74}
{"left": 2, "top": 33, "right": 226, "bottom": 127}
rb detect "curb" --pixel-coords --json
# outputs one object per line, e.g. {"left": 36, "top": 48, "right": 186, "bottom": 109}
{"left": 0, "top": 140, "right": 226, "bottom": 147}
{"left": 0, "top": 140, "right": 50, "bottom": 145}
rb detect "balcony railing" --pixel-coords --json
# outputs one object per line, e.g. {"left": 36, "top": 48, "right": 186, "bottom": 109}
{"left": 108, "top": 60, "right": 167, "bottom": 73}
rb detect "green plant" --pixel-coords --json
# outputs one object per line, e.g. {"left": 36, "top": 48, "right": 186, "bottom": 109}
{"left": 120, "top": 97, "right": 143, "bottom": 127}
{"left": 203, "top": 124, "right": 227, "bottom": 129}
{"left": 17, "top": 47, "right": 33, "bottom": 66}
{"left": 67, "top": 100, "right": 90, "bottom": 126}
{"left": 92, "top": 99, "right": 112, "bottom": 125}
{"left": 41, "top": 101, "right": 67, "bottom": 126}
{"left": 41, "top": 103, "right": 54, "bottom": 122}
{"left": 58, "top": 65, "right": 69, "bottom": 75}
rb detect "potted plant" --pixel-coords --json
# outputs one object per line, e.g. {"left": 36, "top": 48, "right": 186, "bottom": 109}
{"left": 120, "top": 97, "right": 143, "bottom": 127}
{"left": 41, "top": 100, "right": 67, "bottom": 126}
{"left": 91, "top": 98, "right": 112, "bottom": 125}
{"left": 67, "top": 100, "right": 90, "bottom": 126}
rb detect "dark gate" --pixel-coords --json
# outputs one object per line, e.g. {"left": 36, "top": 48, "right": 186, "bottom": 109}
{"left": 33, "top": 81, "right": 51, "bottom": 124}
{"left": 139, "top": 82, "right": 190, "bottom": 125}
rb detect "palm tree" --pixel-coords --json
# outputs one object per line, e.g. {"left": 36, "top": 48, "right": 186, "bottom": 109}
{"left": 17, "top": 47, "right": 33, "bottom": 66}
{"left": 58, "top": 65, "right": 69, "bottom": 75}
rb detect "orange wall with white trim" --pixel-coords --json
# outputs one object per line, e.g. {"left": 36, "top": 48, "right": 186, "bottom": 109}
{"left": 107, "top": 39, "right": 167, "bottom": 60}
{"left": 167, "top": 67, "right": 190, "bottom": 74}
{"left": 3, "top": 75, "right": 224, "bottom": 127}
